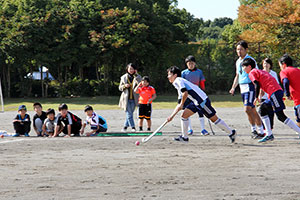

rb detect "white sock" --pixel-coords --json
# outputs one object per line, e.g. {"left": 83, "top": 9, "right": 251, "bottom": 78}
{"left": 199, "top": 117, "right": 205, "bottom": 130}
{"left": 181, "top": 118, "right": 189, "bottom": 138}
{"left": 214, "top": 118, "right": 232, "bottom": 135}
{"left": 284, "top": 118, "right": 300, "bottom": 134}
{"left": 261, "top": 116, "right": 272, "bottom": 136}
{"left": 251, "top": 125, "right": 256, "bottom": 132}
{"left": 188, "top": 118, "right": 192, "bottom": 131}
{"left": 258, "top": 125, "right": 264, "bottom": 135}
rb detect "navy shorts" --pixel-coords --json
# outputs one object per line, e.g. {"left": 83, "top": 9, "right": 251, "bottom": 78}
{"left": 241, "top": 83, "right": 255, "bottom": 108}
{"left": 185, "top": 98, "right": 216, "bottom": 119}
{"left": 269, "top": 90, "right": 286, "bottom": 112}
{"left": 182, "top": 98, "right": 204, "bottom": 117}
{"left": 91, "top": 125, "right": 107, "bottom": 135}
{"left": 294, "top": 105, "right": 300, "bottom": 123}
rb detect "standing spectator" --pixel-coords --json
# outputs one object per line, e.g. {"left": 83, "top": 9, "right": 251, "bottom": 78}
{"left": 119, "top": 63, "right": 142, "bottom": 132}
{"left": 32, "top": 102, "right": 47, "bottom": 137}
{"left": 134, "top": 76, "right": 157, "bottom": 131}
{"left": 13, "top": 105, "right": 31, "bottom": 137}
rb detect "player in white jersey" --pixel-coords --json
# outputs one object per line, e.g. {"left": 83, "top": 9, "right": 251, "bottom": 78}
{"left": 166, "top": 66, "right": 236, "bottom": 143}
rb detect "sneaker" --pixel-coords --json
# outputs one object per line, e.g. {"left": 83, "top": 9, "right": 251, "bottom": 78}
{"left": 121, "top": 127, "right": 127, "bottom": 132}
{"left": 258, "top": 135, "right": 274, "bottom": 143}
{"left": 13, "top": 133, "right": 20, "bottom": 137}
{"left": 229, "top": 130, "right": 236, "bottom": 143}
{"left": 173, "top": 135, "right": 189, "bottom": 142}
{"left": 201, "top": 129, "right": 209, "bottom": 136}
{"left": 24, "top": 133, "right": 30, "bottom": 137}
{"left": 147, "top": 128, "right": 151, "bottom": 131}
{"left": 187, "top": 129, "right": 193, "bottom": 135}
{"left": 131, "top": 128, "right": 136, "bottom": 132}
{"left": 251, "top": 130, "right": 264, "bottom": 139}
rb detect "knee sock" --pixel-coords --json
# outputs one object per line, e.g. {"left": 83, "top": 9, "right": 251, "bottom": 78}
{"left": 251, "top": 125, "right": 256, "bottom": 132}
{"left": 188, "top": 118, "right": 192, "bottom": 131}
{"left": 261, "top": 116, "right": 272, "bottom": 136}
{"left": 284, "top": 118, "right": 300, "bottom": 134}
{"left": 214, "top": 118, "right": 232, "bottom": 135}
{"left": 258, "top": 125, "right": 264, "bottom": 135}
{"left": 181, "top": 118, "right": 189, "bottom": 138}
{"left": 199, "top": 117, "right": 205, "bottom": 130}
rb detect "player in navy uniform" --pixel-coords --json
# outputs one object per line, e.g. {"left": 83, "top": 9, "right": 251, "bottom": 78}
{"left": 166, "top": 66, "right": 236, "bottom": 143}
{"left": 181, "top": 55, "right": 208, "bottom": 135}
{"left": 52, "top": 103, "right": 82, "bottom": 137}
{"left": 229, "top": 40, "right": 264, "bottom": 139}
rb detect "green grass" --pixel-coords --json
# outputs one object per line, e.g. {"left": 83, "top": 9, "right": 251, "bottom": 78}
{"left": 3, "top": 95, "right": 294, "bottom": 111}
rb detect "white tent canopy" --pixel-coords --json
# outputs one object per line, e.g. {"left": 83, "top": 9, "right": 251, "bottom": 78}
{"left": 27, "top": 66, "right": 55, "bottom": 80}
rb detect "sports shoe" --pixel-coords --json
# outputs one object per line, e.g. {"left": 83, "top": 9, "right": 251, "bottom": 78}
{"left": 258, "top": 135, "right": 274, "bottom": 143}
{"left": 13, "top": 133, "right": 20, "bottom": 137}
{"left": 24, "top": 133, "right": 30, "bottom": 137}
{"left": 229, "top": 130, "right": 236, "bottom": 143}
{"left": 121, "top": 127, "right": 127, "bottom": 132}
{"left": 174, "top": 135, "right": 189, "bottom": 142}
{"left": 187, "top": 129, "right": 193, "bottom": 135}
{"left": 201, "top": 129, "right": 209, "bottom": 136}
{"left": 251, "top": 130, "right": 264, "bottom": 139}
{"left": 131, "top": 128, "right": 136, "bottom": 132}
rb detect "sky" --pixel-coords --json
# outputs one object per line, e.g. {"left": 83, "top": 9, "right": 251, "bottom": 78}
{"left": 177, "top": 0, "right": 240, "bottom": 21}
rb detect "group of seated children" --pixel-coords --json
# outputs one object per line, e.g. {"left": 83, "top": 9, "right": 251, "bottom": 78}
{"left": 12, "top": 103, "right": 107, "bottom": 137}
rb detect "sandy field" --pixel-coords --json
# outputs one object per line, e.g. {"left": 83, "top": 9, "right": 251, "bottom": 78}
{"left": 1, "top": 107, "right": 300, "bottom": 200}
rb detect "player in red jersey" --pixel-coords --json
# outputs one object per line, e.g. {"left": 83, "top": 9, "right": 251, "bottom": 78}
{"left": 242, "top": 58, "right": 300, "bottom": 142}
{"left": 279, "top": 54, "right": 300, "bottom": 128}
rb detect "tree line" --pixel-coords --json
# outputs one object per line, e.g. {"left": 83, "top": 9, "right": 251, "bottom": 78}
{"left": 0, "top": 0, "right": 299, "bottom": 98}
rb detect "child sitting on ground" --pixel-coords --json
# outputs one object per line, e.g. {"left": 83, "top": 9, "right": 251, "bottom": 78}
{"left": 13, "top": 105, "right": 31, "bottom": 137}
{"left": 80, "top": 105, "right": 107, "bottom": 136}
{"left": 42, "top": 108, "right": 57, "bottom": 137}
{"left": 134, "top": 76, "right": 157, "bottom": 131}
{"left": 32, "top": 102, "right": 47, "bottom": 137}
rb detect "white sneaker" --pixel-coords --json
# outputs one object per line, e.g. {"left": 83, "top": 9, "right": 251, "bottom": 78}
{"left": 131, "top": 128, "right": 136, "bottom": 132}
{"left": 121, "top": 128, "right": 127, "bottom": 132}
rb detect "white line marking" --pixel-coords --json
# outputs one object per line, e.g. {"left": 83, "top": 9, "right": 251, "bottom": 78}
{"left": 0, "top": 139, "right": 26, "bottom": 144}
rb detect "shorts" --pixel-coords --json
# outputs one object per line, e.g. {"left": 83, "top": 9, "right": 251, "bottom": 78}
{"left": 185, "top": 98, "right": 216, "bottom": 119}
{"left": 91, "top": 125, "right": 107, "bottom": 135}
{"left": 138, "top": 104, "right": 152, "bottom": 120}
{"left": 269, "top": 90, "right": 286, "bottom": 112}
{"left": 182, "top": 99, "right": 204, "bottom": 117}
{"left": 294, "top": 105, "right": 300, "bottom": 123}
{"left": 241, "top": 83, "right": 255, "bottom": 108}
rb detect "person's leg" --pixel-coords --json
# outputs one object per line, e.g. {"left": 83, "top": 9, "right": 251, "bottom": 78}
{"left": 146, "top": 119, "right": 151, "bottom": 131}
{"left": 294, "top": 105, "right": 300, "bottom": 128}
{"left": 72, "top": 122, "right": 82, "bottom": 136}
{"left": 181, "top": 108, "right": 195, "bottom": 139}
{"left": 127, "top": 100, "right": 136, "bottom": 129}
{"left": 202, "top": 98, "right": 235, "bottom": 142}
{"left": 13, "top": 122, "right": 22, "bottom": 136}
{"left": 139, "top": 118, "right": 144, "bottom": 131}
{"left": 146, "top": 104, "right": 152, "bottom": 131}
{"left": 35, "top": 118, "right": 43, "bottom": 136}
{"left": 197, "top": 110, "right": 208, "bottom": 135}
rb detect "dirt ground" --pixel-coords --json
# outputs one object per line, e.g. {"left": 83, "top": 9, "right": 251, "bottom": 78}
{"left": 1, "top": 107, "right": 300, "bottom": 200}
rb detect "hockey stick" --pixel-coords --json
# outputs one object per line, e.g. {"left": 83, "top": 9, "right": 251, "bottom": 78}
{"left": 142, "top": 120, "right": 168, "bottom": 143}
{"left": 207, "top": 118, "right": 215, "bottom": 135}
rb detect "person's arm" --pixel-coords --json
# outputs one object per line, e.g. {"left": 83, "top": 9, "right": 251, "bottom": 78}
{"left": 148, "top": 93, "right": 157, "bottom": 104}
{"left": 282, "top": 78, "right": 290, "bottom": 98}
{"left": 134, "top": 82, "right": 142, "bottom": 93}
{"left": 229, "top": 73, "right": 239, "bottom": 95}
{"left": 42, "top": 123, "right": 48, "bottom": 135}
{"left": 80, "top": 123, "right": 86, "bottom": 135}
{"left": 199, "top": 80, "right": 205, "bottom": 90}
{"left": 253, "top": 80, "right": 260, "bottom": 105}
{"left": 167, "top": 91, "right": 188, "bottom": 122}
{"left": 119, "top": 75, "right": 130, "bottom": 92}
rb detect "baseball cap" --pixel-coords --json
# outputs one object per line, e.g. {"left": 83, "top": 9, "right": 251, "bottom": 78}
{"left": 18, "top": 105, "right": 27, "bottom": 111}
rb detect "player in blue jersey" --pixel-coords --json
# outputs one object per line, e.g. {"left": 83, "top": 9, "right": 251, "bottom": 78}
{"left": 181, "top": 55, "right": 208, "bottom": 136}
{"left": 229, "top": 40, "right": 264, "bottom": 139}
{"left": 167, "top": 66, "right": 236, "bottom": 143}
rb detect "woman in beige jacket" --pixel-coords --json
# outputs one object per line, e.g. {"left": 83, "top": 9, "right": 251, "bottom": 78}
{"left": 119, "top": 63, "right": 142, "bottom": 132}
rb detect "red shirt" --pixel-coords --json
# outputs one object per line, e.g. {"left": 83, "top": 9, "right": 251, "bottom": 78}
{"left": 249, "top": 69, "right": 282, "bottom": 99}
{"left": 137, "top": 86, "right": 156, "bottom": 104}
{"left": 280, "top": 66, "right": 300, "bottom": 106}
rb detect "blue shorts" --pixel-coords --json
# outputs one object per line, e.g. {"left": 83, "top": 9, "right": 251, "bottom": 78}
{"left": 269, "top": 90, "right": 286, "bottom": 112}
{"left": 294, "top": 105, "right": 300, "bottom": 123}
{"left": 185, "top": 98, "right": 216, "bottom": 119}
{"left": 183, "top": 98, "right": 204, "bottom": 117}
{"left": 241, "top": 83, "right": 255, "bottom": 108}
